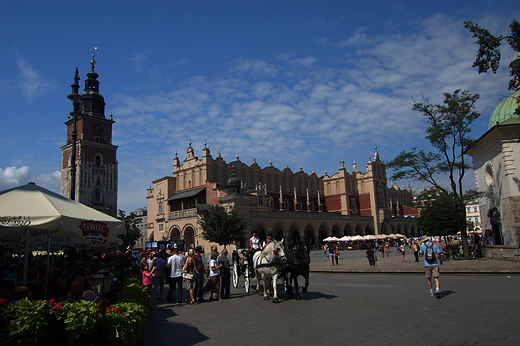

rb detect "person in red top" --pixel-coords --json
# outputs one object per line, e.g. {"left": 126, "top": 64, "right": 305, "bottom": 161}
{"left": 142, "top": 263, "right": 156, "bottom": 309}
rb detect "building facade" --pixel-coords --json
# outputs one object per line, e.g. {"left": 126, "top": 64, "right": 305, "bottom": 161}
{"left": 133, "top": 208, "right": 148, "bottom": 249}
{"left": 468, "top": 53, "right": 520, "bottom": 258}
{"left": 465, "top": 203, "right": 482, "bottom": 232}
{"left": 146, "top": 143, "right": 419, "bottom": 252}
{"left": 60, "top": 54, "right": 118, "bottom": 217}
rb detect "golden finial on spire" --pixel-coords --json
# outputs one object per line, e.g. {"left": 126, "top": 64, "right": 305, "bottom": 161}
{"left": 91, "top": 46, "right": 98, "bottom": 69}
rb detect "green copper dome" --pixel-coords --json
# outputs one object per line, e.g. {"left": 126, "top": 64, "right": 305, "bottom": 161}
{"left": 488, "top": 52, "right": 520, "bottom": 130}
{"left": 488, "top": 89, "right": 520, "bottom": 130}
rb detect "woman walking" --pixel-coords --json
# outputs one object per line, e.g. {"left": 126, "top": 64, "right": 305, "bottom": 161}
{"left": 328, "top": 246, "right": 335, "bottom": 266}
{"left": 183, "top": 249, "right": 198, "bottom": 304}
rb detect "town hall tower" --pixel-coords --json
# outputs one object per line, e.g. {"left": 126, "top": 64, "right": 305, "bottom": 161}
{"left": 60, "top": 52, "right": 118, "bottom": 217}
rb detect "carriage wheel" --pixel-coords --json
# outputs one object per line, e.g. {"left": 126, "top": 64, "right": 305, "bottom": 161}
{"left": 232, "top": 262, "right": 239, "bottom": 288}
{"left": 244, "top": 266, "right": 251, "bottom": 294}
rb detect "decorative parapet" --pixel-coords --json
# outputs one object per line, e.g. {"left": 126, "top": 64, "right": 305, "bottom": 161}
{"left": 250, "top": 211, "right": 372, "bottom": 221}
{"left": 169, "top": 208, "right": 198, "bottom": 220}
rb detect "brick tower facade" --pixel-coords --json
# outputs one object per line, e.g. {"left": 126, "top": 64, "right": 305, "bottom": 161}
{"left": 60, "top": 52, "right": 118, "bottom": 217}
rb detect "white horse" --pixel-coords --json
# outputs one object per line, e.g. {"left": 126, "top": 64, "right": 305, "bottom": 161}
{"left": 253, "top": 239, "right": 286, "bottom": 303}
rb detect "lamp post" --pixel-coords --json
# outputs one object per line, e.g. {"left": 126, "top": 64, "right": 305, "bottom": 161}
{"left": 67, "top": 68, "right": 80, "bottom": 201}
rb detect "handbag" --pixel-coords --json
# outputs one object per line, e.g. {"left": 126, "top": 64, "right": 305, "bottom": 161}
{"left": 184, "top": 272, "right": 194, "bottom": 280}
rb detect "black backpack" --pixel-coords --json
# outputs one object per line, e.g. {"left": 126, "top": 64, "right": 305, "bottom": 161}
{"left": 425, "top": 244, "right": 436, "bottom": 264}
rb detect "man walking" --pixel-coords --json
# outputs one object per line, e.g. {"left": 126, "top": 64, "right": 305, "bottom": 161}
{"left": 151, "top": 252, "right": 167, "bottom": 300}
{"left": 419, "top": 235, "right": 443, "bottom": 298}
{"left": 218, "top": 248, "right": 231, "bottom": 299}
{"left": 166, "top": 248, "right": 184, "bottom": 305}
{"left": 365, "top": 245, "right": 377, "bottom": 269}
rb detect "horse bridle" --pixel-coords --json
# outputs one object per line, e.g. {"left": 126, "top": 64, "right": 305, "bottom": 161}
{"left": 256, "top": 245, "right": 286, "bottom": 268}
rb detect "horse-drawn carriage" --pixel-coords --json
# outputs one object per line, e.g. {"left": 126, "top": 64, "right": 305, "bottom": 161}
{"left": 231, "top": 248, "right": 252, "bottom": 293}
{"left": 231, "top": 240, "right": 310, "bottom": 302}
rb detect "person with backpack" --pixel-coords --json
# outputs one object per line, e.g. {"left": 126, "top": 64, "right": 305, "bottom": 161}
{"left": 419, "top": 235, "right": 443, "bottom": 298}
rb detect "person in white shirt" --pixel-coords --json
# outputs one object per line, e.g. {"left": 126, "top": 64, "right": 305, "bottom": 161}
{"left": 250, "top": 231, "right": 260, "bottom": 250}
{"left": 203, "top": 252, "right": 222, "bottom": 301}
{"left": 166, "top": 248, "right": 184, "bottom": 305}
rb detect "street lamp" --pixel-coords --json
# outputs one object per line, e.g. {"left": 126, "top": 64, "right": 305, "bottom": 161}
{"left": 92, "top": 269, "right": 113, "bottom": 297}
{"left": 67, "top": 68, "right": 80, "bottom": 201}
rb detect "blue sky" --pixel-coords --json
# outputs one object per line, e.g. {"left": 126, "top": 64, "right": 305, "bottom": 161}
{"left": 1, "top": 1, "right": 518, "bottom": 213}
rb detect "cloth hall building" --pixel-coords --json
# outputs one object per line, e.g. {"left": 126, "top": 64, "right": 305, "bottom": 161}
{"left": 146, "top": 144, "right": 419, "bottom": 251}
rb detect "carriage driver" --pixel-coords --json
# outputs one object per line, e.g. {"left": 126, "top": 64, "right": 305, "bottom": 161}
{"left": 250, "top": 230, "right": 261, "bottom": 251}
{"left": 262, "top": 232, "right": 273, "bottom": 249}
{"left": 246, "top": 230, "right": 262, "bottom": 276}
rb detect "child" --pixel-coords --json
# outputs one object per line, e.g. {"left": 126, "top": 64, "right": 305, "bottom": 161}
{"left": 141, "top": 263, "right": 156, "bottom": 309}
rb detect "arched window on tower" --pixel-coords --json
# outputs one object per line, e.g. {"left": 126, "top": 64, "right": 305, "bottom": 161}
{"left": 95, "top": 154, "right": 103, "bottom": 166}
{"left": 95, "top": 187, "right": 102, "bottom": 203}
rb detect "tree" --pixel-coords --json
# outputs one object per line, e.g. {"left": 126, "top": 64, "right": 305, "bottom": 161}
{"left": 464, "top": 19, "right": 520, "bottom": 113}
{"left": 416, "top": 194, "right": 465, "bottom": 237}
{"left": 198, "top": 205, "right": 248, "bottom": 247}
{"left": 413, "top": 186, "right": 443, "bottom": 209}
{"left": 117, "top": 210, "right": 142, "bottom": 250}
{"left": 387, "top": 89, "right": 481, "bottom": 259}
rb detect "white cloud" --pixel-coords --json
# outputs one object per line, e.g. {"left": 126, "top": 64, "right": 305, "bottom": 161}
{"left": 16, "top": 55, "right": 55, "bottom": 101}
{"left": 0, "top": 166, "right": 30, "bottom": 191}
{"left": 228, "top": 58, "right": 282, "bottom": 77}
{"left": 32, "top": 171, "right": 61, "bottom": 192}
{"left": 109, "top": 13, "right": 512, "bottom": 212}
{"left": 0, "top": 167, "right": 61, "bottom": 193}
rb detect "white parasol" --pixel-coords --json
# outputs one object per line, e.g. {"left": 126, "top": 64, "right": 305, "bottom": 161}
{"left": 0, "top": 183, "right": 125, "bottom": 283}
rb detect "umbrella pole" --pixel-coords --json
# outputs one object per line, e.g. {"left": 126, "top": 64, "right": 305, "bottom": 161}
{"left": 23, "top": 228, "right": 29, "bottom": 286}
{"left": 44, "top": 235, "right": 51, "bottom": 299}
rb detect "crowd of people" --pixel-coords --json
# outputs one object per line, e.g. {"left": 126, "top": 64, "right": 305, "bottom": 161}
{"left": 141, "top": 244, "right": 233, "bottom": 308}
{"left": 0, "top": 248, "right": 132, "bottom": 307}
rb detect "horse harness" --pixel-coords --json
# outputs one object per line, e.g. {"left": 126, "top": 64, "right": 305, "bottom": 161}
{"left": 255, "top": 248, "right": 285, "bottom": 268}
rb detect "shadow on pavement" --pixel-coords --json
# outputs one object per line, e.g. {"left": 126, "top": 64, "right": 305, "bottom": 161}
{"left": 300, "top": 291, "right": 337, "bottom": 301}
{"left": 145, "top": 306, "right": 210, "bottom": 346}
{"left": 440, "top": 289, "right": 456, "bottom": 298}
{"left": 162, "top": 323, "right": 209, "bottom": 346}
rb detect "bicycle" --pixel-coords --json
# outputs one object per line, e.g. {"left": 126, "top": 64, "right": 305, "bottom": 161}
{"left": 440, "top": 246, "right": 463, "bottom": 261}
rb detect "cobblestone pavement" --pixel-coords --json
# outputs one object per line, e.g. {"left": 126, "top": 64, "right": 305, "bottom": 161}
{"left": 143, "top": 251, "right": 520, "bottom": 346}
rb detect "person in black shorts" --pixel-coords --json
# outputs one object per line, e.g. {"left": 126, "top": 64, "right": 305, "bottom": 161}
{"left": 365, "top": 245, "right": 377, "bottom": 269}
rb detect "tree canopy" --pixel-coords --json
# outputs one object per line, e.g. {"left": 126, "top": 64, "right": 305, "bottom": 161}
{"left": 464, "top": 19, "right": 520, "bottom": 113}
{"left": 117, "top": 210, "right": 142, "bottom": 250}
{"left": 198, "top": 205, "right": 248, "bottom": 247}
{"left": 387, "top": 89, "right": 481, "bottom": 258}
{"left": 416, "top": 194, "right": 465, "bottom": 237}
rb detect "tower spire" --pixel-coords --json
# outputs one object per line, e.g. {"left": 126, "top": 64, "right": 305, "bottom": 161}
{"left": 81, "top": 47, "right": 105, "bottom": 118}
